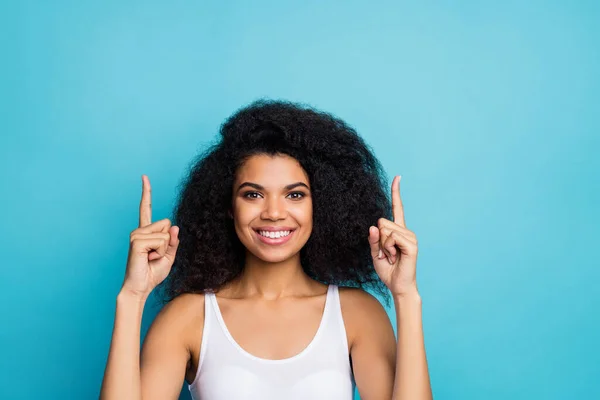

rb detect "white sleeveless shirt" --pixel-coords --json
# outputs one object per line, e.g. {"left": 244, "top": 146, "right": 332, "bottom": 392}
{"left": 188, "top": 284, "right": 355, "bottom": 399}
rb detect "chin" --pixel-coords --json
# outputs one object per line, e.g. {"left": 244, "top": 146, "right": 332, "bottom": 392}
{"left": 253, "top": 248, "right": 299, "bottom": 263}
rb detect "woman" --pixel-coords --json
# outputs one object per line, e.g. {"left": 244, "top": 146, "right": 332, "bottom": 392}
{"left": 100, "top": 99, "right": 432, "bottom": 399}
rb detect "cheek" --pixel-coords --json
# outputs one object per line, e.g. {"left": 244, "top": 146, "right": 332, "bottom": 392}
{"left": 293, "top": 204, "right": 313, "bottom": 229}
{"left": 231, "top": 212, "right": 251, "bottom": 239}
{"left": 303, "top": 201, "right": 313, "bottom": 222}
{"left": 233, "top": 201, "right": 256, "bottom": 222}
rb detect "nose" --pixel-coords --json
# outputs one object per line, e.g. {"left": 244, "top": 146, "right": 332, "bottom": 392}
{"left": 261, "top": 195, "right": 287, "bottom": 221}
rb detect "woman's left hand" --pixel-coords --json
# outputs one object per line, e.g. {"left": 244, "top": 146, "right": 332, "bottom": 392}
{"left": 369, "top": 175, "right": 420, "bottom": 297}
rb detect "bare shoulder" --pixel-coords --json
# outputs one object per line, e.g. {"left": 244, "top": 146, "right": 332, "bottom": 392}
{"left": 141, "top": 292, "right": 206, "bottom": 394}
{"left": 338, "top": 287, "right": 396, "bottom": 399}
{"left": 338, "top": 287, "right": 393, "bottom": 349}
{"left": 153, "top": 292, "right": 205, "bottom": 326}
{"left": 150, "top": 292, "right": 206, "bottom": 354}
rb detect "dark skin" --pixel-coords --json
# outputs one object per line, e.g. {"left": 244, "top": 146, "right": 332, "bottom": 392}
{"left": 136, "top": 155, "right": 396, "bottom": 399}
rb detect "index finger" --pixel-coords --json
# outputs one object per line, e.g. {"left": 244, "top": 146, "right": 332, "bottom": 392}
{"left": 139, "top": 175, "right": 152, "bottom": 227}
{"left": 391, "top": 175, "right": 406, "bottom": 227}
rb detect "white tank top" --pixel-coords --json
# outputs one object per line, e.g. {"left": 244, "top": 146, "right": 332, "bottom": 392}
{"left": 188, "top": 284, "right": 355, "bottom": 399}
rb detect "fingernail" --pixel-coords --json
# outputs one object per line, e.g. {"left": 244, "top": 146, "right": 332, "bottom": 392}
{"left": 378, "top": 249, "right": 383, "bottom": 259}
{"left": 399, "top": 175, "right": 402, "bottom": 181}
{"left": 388, "top": 257, "right": 393, "bottom": 265}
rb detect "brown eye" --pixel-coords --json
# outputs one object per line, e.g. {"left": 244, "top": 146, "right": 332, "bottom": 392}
{"left": 288, "top": 192, "right": 305, "bottom": 200}
{"left": 243, "top": 191, "right": 261, "bottom": 199}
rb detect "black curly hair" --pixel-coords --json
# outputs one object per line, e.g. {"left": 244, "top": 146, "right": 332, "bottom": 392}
{"left": 156, "top": 99, "right": 393, "bottom": 306}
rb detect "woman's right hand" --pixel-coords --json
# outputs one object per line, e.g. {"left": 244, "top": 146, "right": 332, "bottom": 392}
{"left": 121, "top": 175, "right": 180, "bottom": 297}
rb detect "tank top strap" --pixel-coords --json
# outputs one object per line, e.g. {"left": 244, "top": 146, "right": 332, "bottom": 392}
{"left": 327, "top": 285, "right": 350, "bottom": 358}
{"left": 190, "top": 291, "right": 214, "bottom": 387}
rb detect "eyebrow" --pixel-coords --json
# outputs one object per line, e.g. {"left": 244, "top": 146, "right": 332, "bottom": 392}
{"left": 237, "top": 182, "right": 310, "bottom": 192}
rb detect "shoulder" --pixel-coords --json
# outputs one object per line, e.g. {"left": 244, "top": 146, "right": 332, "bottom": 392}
{"left": 140, "top": 293, "right": 207, "bottom": 394}
{"left": 147, "top": 292, "right": 206, "bottom": 353}
{"left": 338, "top": 286, "right": 385, "bottom": 311}
{"left": 158, "top": 291, "right": 206, "bottom": 316}
{"left": 337, "top": 288, "right": 396, "bottom": 399}
{"left": 154, "top": 292, "right": 206, "bottom": 326}
{"left": 338, "top": 286, "right": 396, "bottom": 398}
{"left": 338, "top": 286, "right": 393, "bottom": 350}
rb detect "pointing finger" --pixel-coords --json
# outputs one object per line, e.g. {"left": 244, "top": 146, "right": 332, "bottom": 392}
{"left": 391, "top": 175, "right": 406, "bottom": 227}
{"left": 139, "top": 175, "right": 152, "bottom": 228}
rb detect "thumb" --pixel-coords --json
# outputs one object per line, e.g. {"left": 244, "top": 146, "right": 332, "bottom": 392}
{"left": 368, "top": 226, "right": 382, "bottom": 260}
{"left": 165, "top": 225, "right": 180, "bottom": 261}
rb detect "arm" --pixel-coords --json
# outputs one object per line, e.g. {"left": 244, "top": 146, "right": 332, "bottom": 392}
{"left": 391, "top": 289, "right": 432, "bottom": 400}
{"left": 344, "top": 288, "right": 432, "bottom": 400}
{"left": 100, "top": 292, "right": 204, "bottom": 400}
{"left": 364, "top": 174, "right": 432, "bottom": 399}
{"left": 100, "top": 291, "right": 202, "bottom": 400}
{"left": 101, "top": 175, "right": 190, "bottom": 399}
{"left": 100, "top": 290, "right": 147, "bottom": 399}
{"left": 343, "top": 288, "right": 396, "bottom": 400}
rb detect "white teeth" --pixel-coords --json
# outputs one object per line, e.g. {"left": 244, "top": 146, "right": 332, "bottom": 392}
{"left": 259, "top": 230, "right": 291, "bottom": 239}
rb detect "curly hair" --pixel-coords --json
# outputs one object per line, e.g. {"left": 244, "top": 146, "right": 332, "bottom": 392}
{"left": 156, "top": 99, "right": 393, "bottom": 306}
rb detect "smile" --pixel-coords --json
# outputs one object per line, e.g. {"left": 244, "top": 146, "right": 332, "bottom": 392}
{"left": 254, "top": 229, "right": 296, "bottom": 245}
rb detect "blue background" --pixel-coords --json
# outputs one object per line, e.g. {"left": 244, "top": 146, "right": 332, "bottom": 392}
{"left": 1, "top": 1, "right": 598, "bottom": 399}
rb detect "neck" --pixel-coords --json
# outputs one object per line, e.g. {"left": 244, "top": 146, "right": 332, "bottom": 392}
{"left": 230, "top": 251, "right": 313, "bottom": 300}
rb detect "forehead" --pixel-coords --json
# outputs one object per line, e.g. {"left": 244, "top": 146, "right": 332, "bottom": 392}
{"left": 236, "top": 154, "right": 309, "bottom": 184}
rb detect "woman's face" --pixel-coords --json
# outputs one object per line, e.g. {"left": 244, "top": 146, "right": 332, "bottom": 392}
{"left": 231, "top": 154, "right": 313, "bottom": 263}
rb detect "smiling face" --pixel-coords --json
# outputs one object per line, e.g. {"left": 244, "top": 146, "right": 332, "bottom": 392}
{"left": 231, "top": 153, "right": 313, "bottom": 263}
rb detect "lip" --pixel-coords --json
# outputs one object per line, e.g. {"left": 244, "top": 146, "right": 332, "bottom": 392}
{"left": 254, "top": 228, "right": 296, "bottom": 246}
